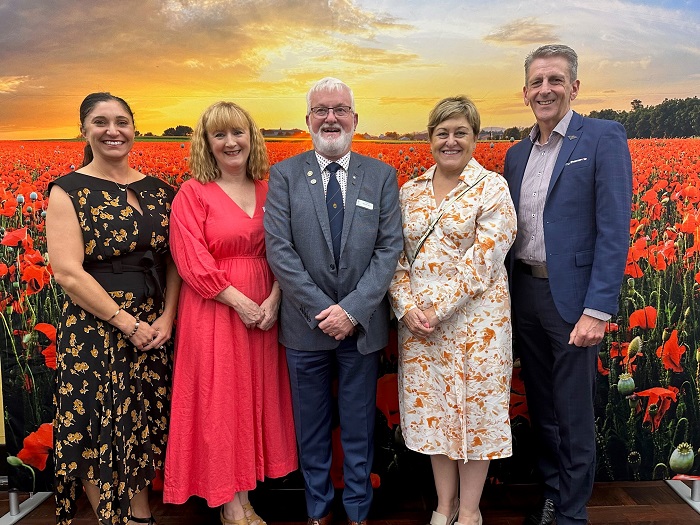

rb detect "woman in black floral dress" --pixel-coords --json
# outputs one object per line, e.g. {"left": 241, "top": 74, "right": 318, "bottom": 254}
{"left": 46, "top": 93, "right": 181, "bottom": 525}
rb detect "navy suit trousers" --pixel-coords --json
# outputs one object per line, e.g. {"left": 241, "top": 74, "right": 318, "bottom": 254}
{"left": 286, "top": 340, "right": 379, "bottom": 522}
{"left": 512, "top": 267, "right": 598, "bottom": 525}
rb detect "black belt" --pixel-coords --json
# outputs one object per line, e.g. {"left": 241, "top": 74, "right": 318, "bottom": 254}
{"left": 516, "top": 260, "right": 548, "bottom": 279}
{"left": 84, "top": 250, "right": 165, "bottom": 298}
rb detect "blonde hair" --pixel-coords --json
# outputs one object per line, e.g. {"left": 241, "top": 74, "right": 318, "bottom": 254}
{"left": 189, "top": 101, "right": 269, "bottom": 183}
{"left": 427, "top": 96, "right": 481, "bottom": 139}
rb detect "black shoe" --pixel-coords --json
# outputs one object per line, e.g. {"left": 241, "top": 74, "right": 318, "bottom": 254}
{"left": 523, "top": 499, "right": 556, "bottom": 525}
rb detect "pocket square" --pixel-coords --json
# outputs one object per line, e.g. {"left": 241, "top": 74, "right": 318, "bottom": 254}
{"left": 565, "top": 157, "right": 588, "bottom": 166}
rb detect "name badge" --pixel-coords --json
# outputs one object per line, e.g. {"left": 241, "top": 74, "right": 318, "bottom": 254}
{"left": 356, "top": 199, "right": 374, "bottom": 210}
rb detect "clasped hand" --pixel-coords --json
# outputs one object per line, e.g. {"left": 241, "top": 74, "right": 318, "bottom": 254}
{"left": 129, "top": 318, "right": 171, "bottom": 352}
{"left": 403, "top": 307, "right": 439, "bottom": 338}
{"left": 234, "top": 293, "right": 278, "bottom": 331}
{"left": 316, "top": 304, "right": 355, "bottom": 340}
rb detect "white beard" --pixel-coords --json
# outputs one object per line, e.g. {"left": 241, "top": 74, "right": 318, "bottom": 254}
{"left": 310, "top": 126, "right": 353, "bottom": 158}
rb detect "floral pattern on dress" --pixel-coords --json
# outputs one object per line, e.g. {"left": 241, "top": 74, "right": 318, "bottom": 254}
{"left": 51, "top": 172, "right": 175, "bottom": 525}
{"left": 389, "top": 158, "right": 517, "bottom": 460}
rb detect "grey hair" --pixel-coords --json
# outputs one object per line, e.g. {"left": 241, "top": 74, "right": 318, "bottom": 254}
{"left": 306, "top": 77, "right": 355, "bottom": 114}
{"left": 524, "top": 44, "right": 578, "bottom": 83}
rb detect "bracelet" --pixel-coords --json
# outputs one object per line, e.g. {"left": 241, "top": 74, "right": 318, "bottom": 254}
{"left": 127, "top": 320, "right": 140, "bottom": 338}
{"left": 108, "top": 308, "right": 122, "bottom": 321}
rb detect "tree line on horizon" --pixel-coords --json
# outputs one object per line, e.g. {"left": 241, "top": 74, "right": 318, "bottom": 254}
{"left": 138, "top": 97, "right": 700, "bottom": 140}
{"left": 502, "top": 97, "right": 700, "bottom": 141}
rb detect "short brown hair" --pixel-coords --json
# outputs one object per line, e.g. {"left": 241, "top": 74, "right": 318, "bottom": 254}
{"left": 189, "top": 101, "right": 269, "bottom": 183}
{"left": 427, "top": 96, "right": 481, "bottom": 139}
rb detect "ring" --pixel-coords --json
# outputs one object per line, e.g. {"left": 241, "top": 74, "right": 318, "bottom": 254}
{"left": 159, "top": 345, "right": 164, "bottom": 350}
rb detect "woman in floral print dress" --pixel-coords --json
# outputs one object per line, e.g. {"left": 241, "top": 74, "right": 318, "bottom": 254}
{"left": 389, "top": 96, "right": 517, "bottom": 525}
{"left": 47, "top": 93, "right": 180, "bottom": 525}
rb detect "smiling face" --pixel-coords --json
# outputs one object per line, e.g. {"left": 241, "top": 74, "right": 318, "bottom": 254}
{"left": 81, "top": 100, "right": 135, "bottom": 160}
{"left": 524, "top": 56, "right": 580, "bottom": 138}
{"left": 430, "top": 115, "right": 477, "bottom": 176}
{"left": 207, "top": 127, "right": 251, "bottom": 177}
{"left": 306, "top": 87, "right": 358, "bottom": 160}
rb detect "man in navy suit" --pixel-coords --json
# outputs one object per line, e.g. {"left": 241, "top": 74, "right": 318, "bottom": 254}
{"left": 503, "top": 45, "right": 632, "bottom": 525}
{"left": 264, "top": 77, "right": 402, "bottom": 525}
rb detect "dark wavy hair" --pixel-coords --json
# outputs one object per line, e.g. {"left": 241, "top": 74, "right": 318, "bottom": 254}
{"left": 79, "top": 92, "right": 135, "bottom": 167}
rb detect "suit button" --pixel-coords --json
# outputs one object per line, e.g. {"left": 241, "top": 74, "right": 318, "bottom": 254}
{"left": 330, "top": 264, "right": 335, "bottom": 270}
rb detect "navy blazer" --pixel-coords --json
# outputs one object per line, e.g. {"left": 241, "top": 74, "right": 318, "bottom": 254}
{"left": 264, "top": 150, "right": 403, "bottom": 354}
{"left": 503, "top": 112, "right": 633, "bottom": 324}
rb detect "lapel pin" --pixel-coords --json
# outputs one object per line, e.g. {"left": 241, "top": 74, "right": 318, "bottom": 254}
{"left": 310, "top": 179, "right": 317, "bottom": 184}
{"left": 567, "top": 135, "right": 578, "bottom": 140}
{"left": 307, "top": 171, "right": 313, "bottom": 177}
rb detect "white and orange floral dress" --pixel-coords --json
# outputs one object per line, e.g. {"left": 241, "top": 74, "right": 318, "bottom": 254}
{"left": 389, "top": 158, "right": 517, "bottom": 461}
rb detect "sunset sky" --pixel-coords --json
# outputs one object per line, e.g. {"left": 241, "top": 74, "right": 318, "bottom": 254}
{"left": 1, "top": 0, "right": 698, "bottom": 140}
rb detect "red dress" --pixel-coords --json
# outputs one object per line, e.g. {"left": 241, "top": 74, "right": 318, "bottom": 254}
{"left": 164, "top": 178, "right": 297, "bottom": 506}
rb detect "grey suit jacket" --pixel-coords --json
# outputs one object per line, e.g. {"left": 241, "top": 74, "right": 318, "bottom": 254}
{"left": 264, "top": 150, "right": 403, "bottom": 354}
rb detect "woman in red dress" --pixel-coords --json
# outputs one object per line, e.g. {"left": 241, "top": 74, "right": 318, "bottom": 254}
{"left": 164, "top": 101, "right": 297, "bottom": 525}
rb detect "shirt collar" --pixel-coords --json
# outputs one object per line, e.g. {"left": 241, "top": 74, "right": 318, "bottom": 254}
{"left": 529, "top": 109, "right": 574, "bottom": 144}
{"left": 315, "top": 151, "right": 351, "bottom": 172}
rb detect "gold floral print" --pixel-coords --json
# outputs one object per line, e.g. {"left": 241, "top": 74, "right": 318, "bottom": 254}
{"left": 52, "top": 172, "right": 175, "bottom": 525}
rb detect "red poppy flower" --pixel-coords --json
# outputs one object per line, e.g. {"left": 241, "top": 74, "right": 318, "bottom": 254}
{"left": 152, "top": 469, "right": 164, "bottom": 492}
{"left": 17, "top": 423, "right": 53, "bottom": 471}
{"left": 376, "top": 373, "right": 400, "bottom": 428}
{"left": 21, "top": 263, "right": 52, "bottom": 295}
{"left": 597, "top": 355, "right": 609, "bottom": 376}
{"left": 656, "top": 329, "right": 686, "bottom": 373}
{"left": 0, "top": 263, "right": 7, "bottom": 277}
{"left": 1, "top": 227, "right": 29, "bottom": 247}
{"left": 34, "top": 323, "right": 57, "bottom": 370}
{"left": 636, "top": 386, "right": 678, "bottom": 431}
{"left": 609, "top": 341, "right": 643, "bottom": 373}
{"left": 628, "top": 237, "right": 648, "bottom": 262}
{"left": 629, "top": 306, "right": 657, "bottom": 330}
{"left": 383, "top": 328, "right": 398, "bottom": 364}
{"left": 509, "top": 367, "right": 530, "bottom": 420}
{"left": 625, "top": 261, "right": 643, "bottom": 278}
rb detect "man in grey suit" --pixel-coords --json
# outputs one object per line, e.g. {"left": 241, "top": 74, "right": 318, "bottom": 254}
{"left": 264, "top": 77, "right": 402, "bottom": 525}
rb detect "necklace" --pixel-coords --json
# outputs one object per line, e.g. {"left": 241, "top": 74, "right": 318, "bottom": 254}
{"left": 94, "top": 165, "right": 130, "bottom": 192}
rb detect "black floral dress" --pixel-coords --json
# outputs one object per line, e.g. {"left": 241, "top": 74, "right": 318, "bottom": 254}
{"left": 50, "top": 172, "right": 175, "bottom": 525}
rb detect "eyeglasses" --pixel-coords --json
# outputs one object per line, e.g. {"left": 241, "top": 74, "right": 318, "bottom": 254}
{"left": 309, "top": 106, "right": 353, "bottom": 118}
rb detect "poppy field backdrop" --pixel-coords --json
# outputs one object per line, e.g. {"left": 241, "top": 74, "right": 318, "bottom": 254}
{"left": 0, "top": 138, "right": 699, "bottom": 492}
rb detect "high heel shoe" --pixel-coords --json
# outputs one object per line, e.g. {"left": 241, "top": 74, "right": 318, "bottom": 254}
{"left": 242, "top": 502, "right": 267, "bottom": 525}
{"left": 220, "top": 509, "right": 249, "bottom": 525}
{"left": 429, "top": 500, "right": 460, "bottom": 525}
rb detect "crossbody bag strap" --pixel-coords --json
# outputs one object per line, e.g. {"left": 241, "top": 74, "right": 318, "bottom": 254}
{"left": 409, "top": 173, "right": 488, "bottom": 266}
